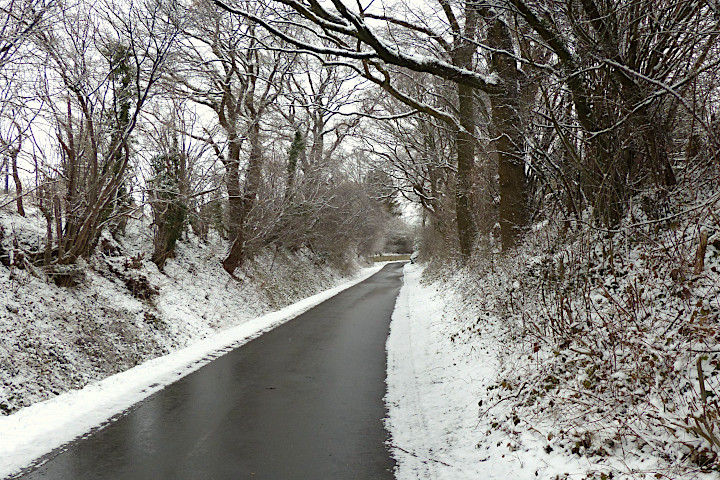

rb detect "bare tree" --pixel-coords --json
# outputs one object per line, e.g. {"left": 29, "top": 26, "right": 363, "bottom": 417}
{"left": 34, "top": 0, "right": 179, "bottom": 266}
{"left": 357, "top": 72, "right": 461, "bottom": 252}
{"left": 211, "top": 0, "right": 535, "bottom": 257}
{"left": 0, "top": 0, "right": 53, "bottom": 214}
{"left": 0, "top": 119, "right": 25, "bottom": 215}
{"left": 258, "top": 54, "right": 369, "bottom": 250}
{"left": 510, "top": 0, "right": 720, "bottom": 223}
{"left": 215, "top": 0, "right": 720, "bottom": 254}
{"left": 172, "top": 2, "right": 295, "bottom": 273}
{"left": 0, "top": 0, "right": 52, "bottom": 72}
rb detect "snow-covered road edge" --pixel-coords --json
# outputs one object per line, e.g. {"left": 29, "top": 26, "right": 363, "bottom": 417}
{"left": 385, "top": 263, "right": 583, "bottom": 480}
{"left": 385, "top": 263, "right": 499, "bottom": 479}
{"left": 0, "top": 262, "right": 389, "bottom": 478}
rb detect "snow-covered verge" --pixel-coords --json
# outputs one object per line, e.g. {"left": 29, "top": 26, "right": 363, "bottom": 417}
{"left": 387, "top": 190, "right": 720, "bottom": 479}
{"left": 388, "top": 263, "right": 600, "bottom": 479}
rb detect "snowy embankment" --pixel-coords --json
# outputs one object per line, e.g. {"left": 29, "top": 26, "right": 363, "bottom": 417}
{"left": 0, "top": 260, "right": 385, "bottom": 478}
{"left": 386, "top": 259, "right": 720, "bottom": 480}
{"left": 386, "top": 263, "right": 556, "bottom": 479}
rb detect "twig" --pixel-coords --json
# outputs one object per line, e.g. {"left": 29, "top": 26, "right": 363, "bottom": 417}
{"left": 387, "top": 443, "right": 453, "bottom": 468}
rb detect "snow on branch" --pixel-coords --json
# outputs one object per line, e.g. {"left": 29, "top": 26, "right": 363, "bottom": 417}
{"left": 212, "top": 0, "right": 502, "bottom": 94}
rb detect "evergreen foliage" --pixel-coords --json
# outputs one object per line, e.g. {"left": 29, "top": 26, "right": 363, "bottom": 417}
{"left": 150, "top": 153, "right": 188, "bottom": 269}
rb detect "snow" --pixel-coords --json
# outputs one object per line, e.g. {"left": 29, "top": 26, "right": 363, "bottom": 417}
{"left": 386, "top": 263, "right": 544, "bottom": 479}
{"left": 4, "top": 190, "right": 719, "bottom": 479}
{"left": 0, "top": 262, "right": 386, "bottom": 478}
{"left": 385, "top": 262, "right": 720, "bottom": 479}
{"left": 386, "top": 263, "right": 507, "bottom": 478}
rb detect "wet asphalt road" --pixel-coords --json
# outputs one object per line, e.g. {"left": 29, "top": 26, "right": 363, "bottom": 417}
{"left": 13, "top": 263, "right": 404, "bottom": 480}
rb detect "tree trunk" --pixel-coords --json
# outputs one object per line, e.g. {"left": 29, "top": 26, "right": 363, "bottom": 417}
{"left": 449, "top": 1, "right": 480, "bottom": 260}
{"left": 486, "top": 14, "right": 528, "bottom": 250}
{"left": 223, "top": 118, "right": 263, "bottom": 274}
{"left": 10, "top": 147, "right": 24, "bottom": 216}
{"left": 2, "top": 158, "right": 8, "bottom": 194}
{"left": 455, "top": 82, "right": 476, "bottom": 258}
{"left": 222, "top": 140, "right": 245, "bottom": 274}
{"left": 244, "top": 120, "right": 263, "bottom": 225}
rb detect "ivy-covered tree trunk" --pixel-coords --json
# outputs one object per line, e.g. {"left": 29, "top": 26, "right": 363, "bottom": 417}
{"left": 284, "top": 130, "right": 304, "bottom": 200}
{"left": 150, "top": 153, "right": 188, "bottom": 269}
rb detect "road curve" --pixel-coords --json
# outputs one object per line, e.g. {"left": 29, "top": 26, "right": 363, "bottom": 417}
{"left": 12, "top": 262, "right": 404, "bottom": 480}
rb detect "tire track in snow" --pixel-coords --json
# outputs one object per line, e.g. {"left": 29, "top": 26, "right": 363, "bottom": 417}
{"left": 386, "top": 265, "right": 440, "bottom": 479}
